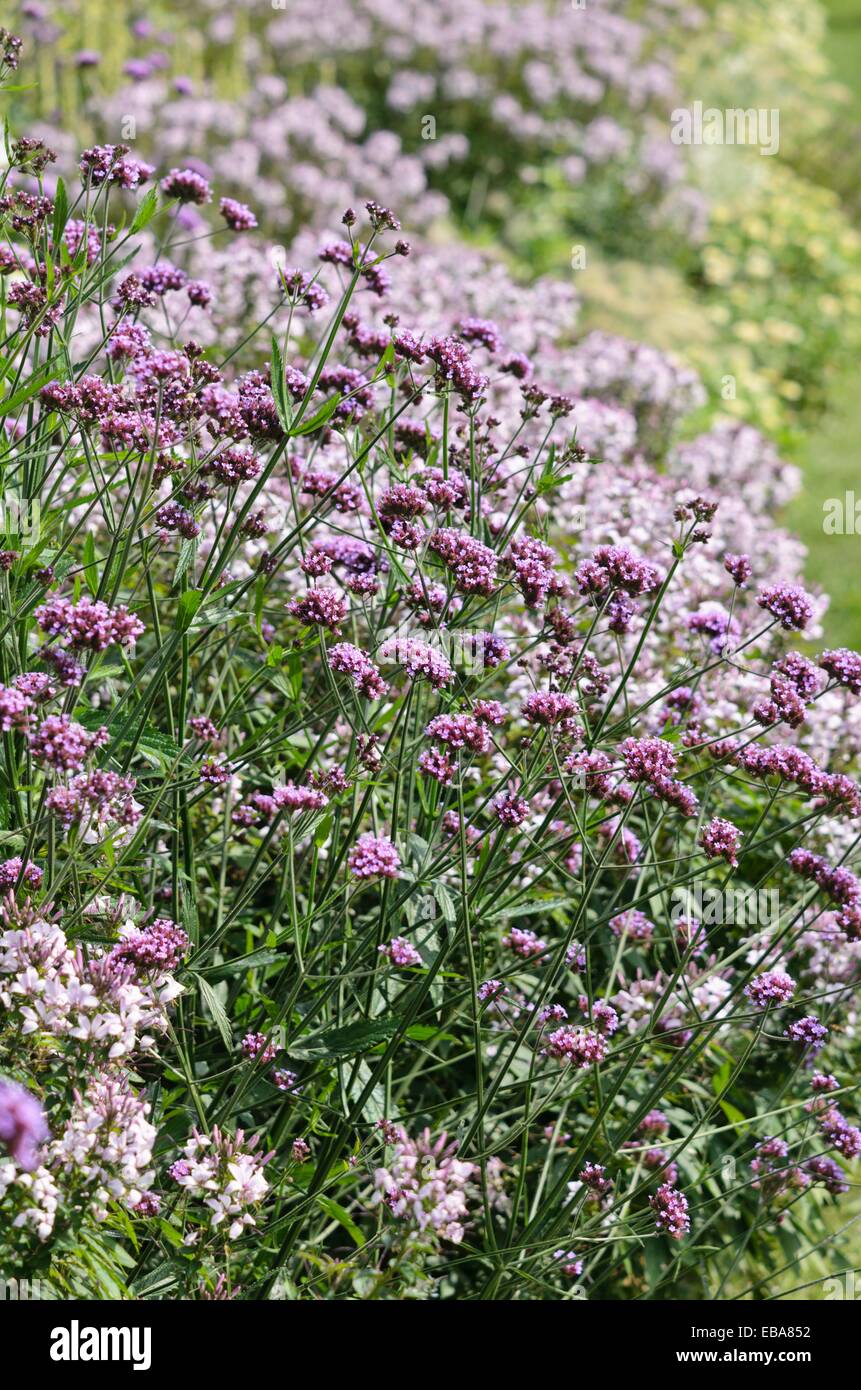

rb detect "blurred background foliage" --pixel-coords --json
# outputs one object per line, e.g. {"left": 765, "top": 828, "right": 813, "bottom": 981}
{"left": 7, "top": 0, "right": 861, "bottom": 649}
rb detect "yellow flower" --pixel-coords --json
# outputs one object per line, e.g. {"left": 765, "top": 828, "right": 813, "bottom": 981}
{"left": 778, "top": 380, "right": 803, "bottom": 401}
{"left": 735, "top": 322, "right": 763, "bottom": 344}
{"left": 745, "top": 251, "right": 773, "bottom": 279}
{"left": 763, "top": 319, "right": 804, "bottom": 345}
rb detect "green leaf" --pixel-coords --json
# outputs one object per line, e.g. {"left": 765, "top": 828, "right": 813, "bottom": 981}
{"left": 270, "top": 335, "right": 293, "bottom": 434}
{"left": 293, "top": 1017, "right": 400, "bottom": 1059}
{"left": 643, "top": 1236, "right": 663, "bottom": 1290}
{"left": 130, "top": 188, "right": 159, "bottom": 234}
{"left": 175, "top": 587, "right": 203, "bottom": 632}
{"left": 189, "top": 605, "right": 235, "bottom": 629}
{"left": 82, "top": 706, "right": 184, "bottom": 761}
{"left": 314, "top": 812, "right": 333, "bottom": 847}
{"left": 404, "top": 1024, "right": 455, "bottom": 1043}
{"left": 377, "top": 340, "right": 396, "bottom": 373}
{"left": 718, "top": 1099, "right": 748, "bottom": 1129}
{"left": 432, "top": 882, "right": 457, "bottom": 922}
{"left": 131, "top": 1258, "right": 179, "bottom": 1294}
{"left": 0, "top": 369, "right": 52, "bottom": 419}
{"left": 253, "top": 574, "right": 266, "bottom": 639}
{"left": 201, "top": 949, "right": 283, "bottom": 979}
{"left": 82, "top": 531, "right": 99, "bottom": 596}
{"left": 316, "top": 1196, "right": 365, "bottom": 1248}
{"left": 293, "top": 392, "right": 343, "bottom": 436}
{"left": 181, "top": 894, "right": 199, "bottom": 948}
{"left": 285, "top": 651, "right": 302, "bottom": 700}
{"left": 349, "top": 1059, "right": 386, "bottom": 1123}
{"left": 194, "top": 974, "right": 232, "bottom": 1048}
{"left": 172, "top": 537, "right": 197, "bottom": 586}
{"left": 136, "top": 726, "right": 184, "bottom": 761}
{"left": 51, "top": 177, "right": 69, "bottom": 246}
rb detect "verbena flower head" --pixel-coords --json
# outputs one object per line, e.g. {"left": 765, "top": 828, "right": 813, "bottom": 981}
{"left": 756, "top": 583, "right": 815, "bottom": 632}
{"left": 109, "top": 918, "right": 190, "bottom": 975}
{"left": 649, "top": 1183, "right": 690, "bottom": 1240}
{"left": 699, "top": 817, "right": 743, "bottom": 867}
{"left": 379, "top": 936, "right": 422, "bottom": 967}
{"left": 162, "top": 167, "right": 212, "bottom": 205}
{"left": 348, "top": 833, "right": 401, "bottom": 880}
{"left": 220, "top": 198, "right": 258, "bottom": 232}
{"left": 745, "top": 971, "right": 796, "bottom": 1009}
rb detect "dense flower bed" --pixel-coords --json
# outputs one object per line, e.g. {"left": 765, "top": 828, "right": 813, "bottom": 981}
{"left": 0, "top": 12, "right": 859, "bottom": 1302}
{"left": 12, "top": 0, "right": 861, "bottom": 435}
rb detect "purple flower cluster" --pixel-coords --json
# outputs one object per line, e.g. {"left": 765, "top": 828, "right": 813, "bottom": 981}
{"left": 804, "top": 1156, "right": 848, "bottom": 1194}
{"left": 109, "top": 918, "right": 190, "bottom": 975}
{"left": 425, "top": 712, "right": 492, "bottom": 754}
{"left": 220, "top": 198, "right": 257, "bottom": 231}
{"left": 28, "top": 716, "right": 109, "bottom": 772}
{"left": 378, "top": 635, "right": 454, "bottom": 688}
{"left": 0, "top": 857, "right": 43, "bottom": 891}
{"left": 788, "top": 849, "right": 861, "bottom": 936}
{"left": 162, "top": 167, "right": 212, "bottom": 204}
{"left": 522, "top": 690, "right": 580, "bottom": 728}
{"left": 348, "top": 833, "right": 401, "bottom": 880}
{"left": 428, "top": 528, "right": 498, "bottom": 597}
{"left": 756, "top": 583, "right": 815, "bottom": 632}
{"left": 699, "top": 816, "right": 743, "bottom": 867}
{"left": 79, "top": 143, "right": 153, "bottom": 189}
{"left": 820, "top": 647, "right": 861, "bottom": 695}
{"left": 493, "top": 790, "right": 531, "bottom": 826}
{"left": 618, "top": 737, "right": 697, "bottom": 816}
{"left": 579, "top": 1162, "right": 613, "bottom": 1204}
{"left": 544, "top": 1025, "right": 608, "bottom": 1067}
{"left": 819, "top": 1107, "right": 861, "bottom": 1160}
{"left": 649, "top": 1183, "right": 690, "bottom": 1240}
{"left": 378, "top": 936, "right": 422, "bottom": 967}
{"left": 784, "top": 1016, "right": 828, "bottom": 1050}
{"left": 576, "top": 544, "right": 661, "bottom": 598}
{"left": 724, "top": 552, "right": 752, "bottom": 587}
{"left": 328, "top": 643, "right": 388, "bottom": 700}
{"left": 745, "top": 971, "right": 796, "bottom": 1009}
{"left": 733, "top": 746, "right": 861, "bottom": 820}
{"left": 425, "top": 335, "right": 488, "bottom": 400}
{"left": 35, "top": 595, "right": 144, "bottom": 651}
{"left": 288, "top": 588, "right": 347, "bottom": 634}
{"left": 241, "top": 1033, "right": 278, "bottom": 1064}
{"left": 609, "top": 909, "right": 654, "bottom": 945}
{"left": 502, "top": 926, "right": 546, "bottom": 959}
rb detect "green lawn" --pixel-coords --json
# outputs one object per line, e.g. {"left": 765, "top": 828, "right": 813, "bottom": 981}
{"left": 789, "top": 1, "right": 861, "bottom": 648}
{"left": 823, "top": 0, "right": 861, "bottom": 120}
{"left": 786, "top": 368, "right": 861, "bottom": 647}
